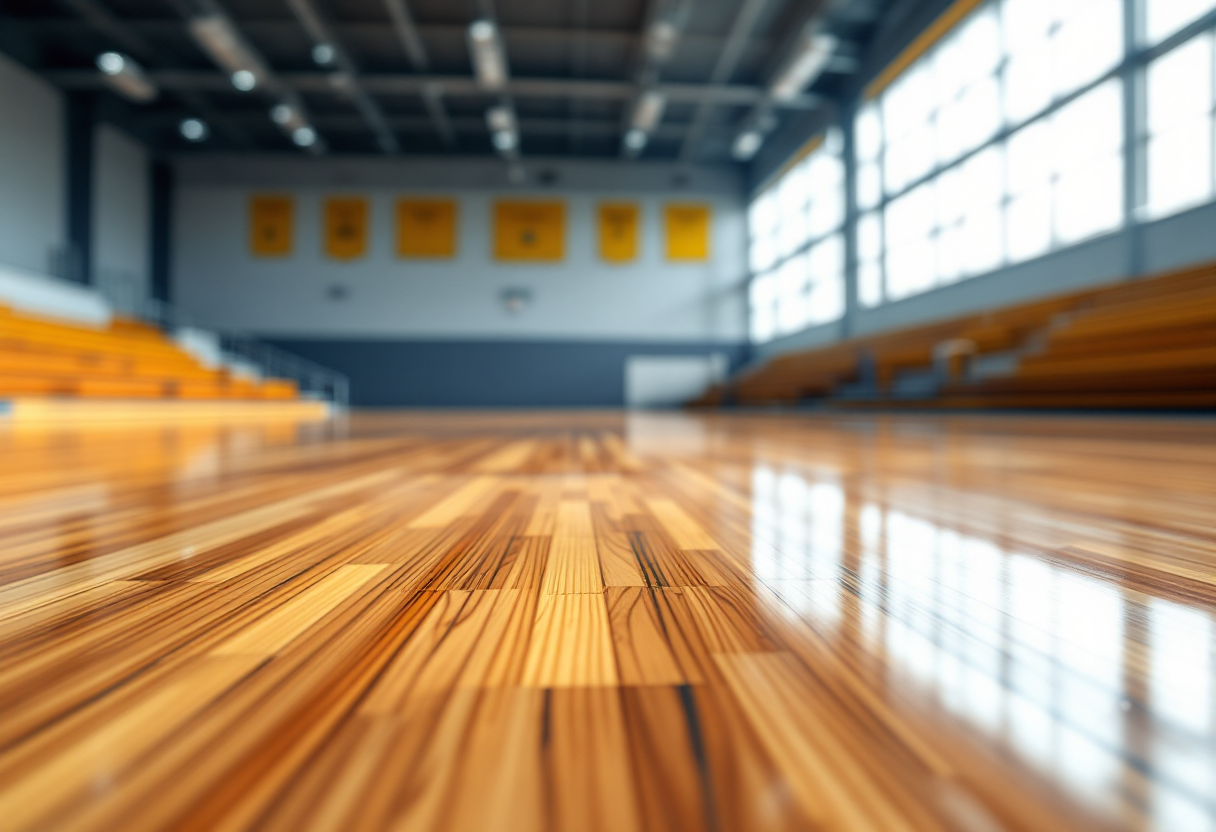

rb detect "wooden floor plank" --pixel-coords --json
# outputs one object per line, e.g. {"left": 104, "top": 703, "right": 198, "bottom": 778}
{"left": 0, "top": 410, "right": 1213, "bottom": 831}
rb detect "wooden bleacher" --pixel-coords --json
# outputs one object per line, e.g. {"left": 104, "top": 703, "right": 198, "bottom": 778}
{"left": 0, "top": 304, "right": 300, "bottom": 402}
{"left": 693, "top": 261, "right": 1216, "bottom": 410}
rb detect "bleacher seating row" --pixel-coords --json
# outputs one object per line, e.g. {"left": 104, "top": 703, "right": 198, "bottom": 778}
{"left": 692, "top": 262, "right": 1216, "bottom": 410}
{"left": 0, "top": 304, "right": 299, "bottom": 401}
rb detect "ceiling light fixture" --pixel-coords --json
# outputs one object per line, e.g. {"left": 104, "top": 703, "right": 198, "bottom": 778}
{"left": 623, "top": 128, "right": 647, "bottom": 153}
{"left": 631, "top": 90, "right": 666, "bottom": 133}
{"left": 485, "top": 105, "right": 519, "bottom": 157}
{"left": 292, "top": 126, "right": 317, "bottom": 147}
{"left": 231, "top": 69, "right": 257, "bottom": 91}
{"left": 645, "top": 19, "right": 680, "bottom": 62}
{"left": 270, "top": 103, "right": 307, "bottom": 131}
{"left": 311, "top": 43, "right": 335, "bottom": 65}
{"left": 491, "top": 130, "right": 517, "bottom": 151}
{"left": 467, "top": 19, "right": 507, "bottom": 90}
{"left": 189, "top": 14, "right": 267, "bottom": 91}
{"left": 769, "top": 32, "right": 837, "bottom": 101}
{"left": 95, "top": 52, "right": 158, "bottom": 103}
{"left": 732, "top": 130, "right": 764, "bottom": 161}
{"left": 485, "top": 105, "right": 516, "bottom": 134}
{"left": 179, "top": 118, "right": 209, "bottom": 142}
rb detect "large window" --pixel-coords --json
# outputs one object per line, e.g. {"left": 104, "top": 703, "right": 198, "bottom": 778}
{"left": 747, "top": 0, "right": 1216, "bottom": 339}
{"left": 1145, "top": 0, "right": 1216, "bottom": 44}
{"left": 749, "top": 131, "right": 846, "bottom": 343}
{"left": 857, "top": 0, "right": 1126, "bottom": 307}
{"left": 1143, "top": 27, "right": 1216, "bottom": 220}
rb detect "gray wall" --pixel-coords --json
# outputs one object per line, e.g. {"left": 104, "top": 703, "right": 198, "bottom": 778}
{"left": 93, "top": 124, "right": 151, "bottom": 308}
{"left": 171, "top": 155, "right": 749, "bottom": 343}
{"left": 0, "top": 52, "right": 153, "bottom": 305}
{"left": 170, "top": 155, "right": 751, "bottom": 406}
{"left": 0, "top": 51, "right": 65, "bottom": 276}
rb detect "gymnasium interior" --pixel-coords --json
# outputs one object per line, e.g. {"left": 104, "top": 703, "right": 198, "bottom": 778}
{"left": 0, "top": 0, "right": 1214, "bottom": 829}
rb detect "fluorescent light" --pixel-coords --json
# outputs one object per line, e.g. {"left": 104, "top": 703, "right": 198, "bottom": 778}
{"left": 623, "top": 128, "right": 648, "bottom": 152}
{"left": 270, "top": 104, "right": 294, "bottom": 125}
{"left": 486, "top": 106, "right": 519, "bottom": 155}
{"left": 467, "top": 19, "right": 507, "bottom": 90}
{"left": 491, "top": 130, "right": 517, "bottom": 151}
{"left": 769, "top": 32, "right": 836, "bottom": 101}
{"left": 179, "top": 118, "right": 208, "bottom": 141}
{"left": 189, "top": 15, "right": 266, "bottom": 86}
{"left": 631, "top": 90, "right": 666, "bottom": 132}
{"left": 485, "top": 105, "right": 516, "bottom": 133}
{"left": 270, "top": 103, "right": 307, "bottom": 131}
{"left": 231, "top": 70, "right": 256, "bottom": 91}
{"left": 312, "top": 43, "right": 335, "bottom": 65}
{"left": 646, "top": 19, "right": 679, "bottom": 61}
{"left": 732, "top": 130, "right": 764, "bottom": 160}
{"left": 469, "top": 20, "right": 496, "bottom": 41}
{"left": 292, "top": 126, "right": 317, "bottom": 147}
{"left": 95, "top": 52, "right": 157, "bottom": 103}
{"left": 96, "top": 52, "right": 125, "bottom": 74}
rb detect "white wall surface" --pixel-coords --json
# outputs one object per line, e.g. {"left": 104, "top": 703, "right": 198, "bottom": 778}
{"left": 0, "top": 262, "right": 111, "bottom": 325}
{"left": 92, "top": 124, "right": 150, "bottom": 311}
{"left": 625, "top": 354, "right": 727, "bottom": 408}
{"left": 0, "top": 52, "right": 64, "bottom": 275}
{"left": 171, "top": 156, "right": 749, "bottom": 343}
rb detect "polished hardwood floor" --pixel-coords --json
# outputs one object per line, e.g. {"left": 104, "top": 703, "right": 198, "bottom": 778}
{"left": 0, "top": 410, "right": 1213, "bottom": 831}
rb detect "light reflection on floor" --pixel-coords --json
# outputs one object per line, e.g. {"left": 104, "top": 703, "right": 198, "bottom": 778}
{"left": 749, "top": 462, "right": 1216, "bottom": 831}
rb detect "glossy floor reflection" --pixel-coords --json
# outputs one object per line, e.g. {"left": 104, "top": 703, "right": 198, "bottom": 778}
{"left": 0, "top": 411, "right": 1213, "bottom": 831}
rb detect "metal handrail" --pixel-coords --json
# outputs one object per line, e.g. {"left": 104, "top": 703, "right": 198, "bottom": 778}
{"left": 130, "top": 295, "right": 350, "bottom": 409}
{"left": 218, "top": 331, "right": 350, "bottom": 409}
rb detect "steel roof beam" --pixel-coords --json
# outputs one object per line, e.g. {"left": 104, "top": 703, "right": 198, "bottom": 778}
{"left": 381, "top": 0, "right": 455, "bottom": 148}
{"left": 619, "top": 0, "right": 696, "bottom": 157}
{"left": 135, "top": 110, "right": 694, "bottom": 140}
{"left": 29, "top": 18, "right": 770, "bottom": 54}
{"left": 677, "top": 0, "right": 772, "bottom": 161}
{"left": 283, "top": 0, "right": 398, "bottom": 153}
{"left": 46, "top": 69, "right": 824, "bottom": 109}
{"left": 731, "top": 0, "right": 834, "bottom": 161}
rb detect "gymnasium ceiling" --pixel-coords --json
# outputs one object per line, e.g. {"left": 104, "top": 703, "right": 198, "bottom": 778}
{"left": 1, "top": 0, "right": 905, "bottom": 163}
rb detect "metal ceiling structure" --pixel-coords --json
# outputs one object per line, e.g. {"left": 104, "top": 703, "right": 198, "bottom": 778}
{"left": 1, "top": 0, "right": 897, "bottom": 163}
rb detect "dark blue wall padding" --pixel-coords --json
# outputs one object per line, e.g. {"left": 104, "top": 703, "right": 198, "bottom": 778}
{"left": 264, "top": 338, "right": 749, "bottom": 407}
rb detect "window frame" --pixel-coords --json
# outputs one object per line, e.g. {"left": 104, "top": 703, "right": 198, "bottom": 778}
{"left": 745, "top": 0, "right": 1216, "bottom": 341}
{"left": 747, "top": 132, "right": 848, "bottom": 343}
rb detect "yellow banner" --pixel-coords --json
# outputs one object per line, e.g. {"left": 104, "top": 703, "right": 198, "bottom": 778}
{"left": 494, "top": 201, "right": 565, "bottom": 261}
{"left": 396, "top": 199, "right": 457, "bottom": 258}
{"left": 325, "top": 197, "right": 369, "bottom": 260}
{"left": 598, "top": 203, "right": 639, "bottom": 263}
{"left": 249, "top": 195, "right": 293, "bottom": 257}
{"left": 665, "top": 204, "right": 711, "bottom": 261}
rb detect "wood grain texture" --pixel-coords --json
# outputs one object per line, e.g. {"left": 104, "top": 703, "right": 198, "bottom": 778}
{"left": 0, "top": 410, "right": 1214, "bottom": 831}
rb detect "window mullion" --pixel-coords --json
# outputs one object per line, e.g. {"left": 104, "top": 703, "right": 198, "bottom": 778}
{"left": 1123, "top": 0, "right": 1145, "bottom": 276}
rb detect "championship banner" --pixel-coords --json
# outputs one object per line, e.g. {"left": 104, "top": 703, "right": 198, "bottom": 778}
{"left": 665, "top": 204, "right": 711, "bottom": 261}
{"left": 325, "top": 197, "right": 369, "bottom": 260}
{"left": 598, "top": 203, "right": 639, "bottom": 263}
{"left": 494, "top": 201, "right": 565, "bottom": 261}
{"left": 249, "top": 195, "right": 294, "bottom": 257}
{"left": 397, "top": 199, "right": 457, "bottom": 258}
